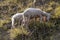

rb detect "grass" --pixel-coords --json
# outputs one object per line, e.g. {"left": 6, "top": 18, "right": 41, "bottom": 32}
{"left": 0, "top": 20, "right": 10, "bottom": 27}
{"left": 8, "top": 26, "right": 30, "bottom": 39}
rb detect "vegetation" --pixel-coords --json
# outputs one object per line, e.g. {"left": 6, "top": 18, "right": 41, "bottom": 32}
{"left": 0, "top": 0, "right": 60, "bottom": 40}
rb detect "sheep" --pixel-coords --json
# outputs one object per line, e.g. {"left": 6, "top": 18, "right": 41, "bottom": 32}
{"left": 22, "top": 8, "right": 51, "bottom": 35}
{"left": 11, "top": 13, "right": 24, "bottom": 28}
{"left": 11, "top": 12, "right": 30, "bottom": 33}
{"left": 23, "top": 8, "right": 51, "bottom": 22}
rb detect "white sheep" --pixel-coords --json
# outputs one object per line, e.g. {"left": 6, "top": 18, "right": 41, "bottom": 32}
{"left": 22, "top": 8, "right": 51, "bottom": 34}
{"left": 11, "top": 13, "right": 24, "bottom": 28}
{"left": 23, "top": 8, "right": 51, "bottom": 22}
{"left": 11, "top": 12, "right": 30, "bottom": 32}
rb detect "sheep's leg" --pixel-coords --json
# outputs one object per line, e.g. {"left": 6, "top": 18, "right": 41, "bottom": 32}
{"left": 18, "top": 19, "right": 21, "bottom": 26}
{"left": 47, "top": 16, "right": 50, "bottom": 21}
{"left": 25, "top": 16, "right": 30, "bottom": 32}
{"left": 20, "top": 18, "right": 23, "bottom": 26}
{"left": 34, "top": 15, "right": 36, "bottom": 25}
{"left": 11, "top": 18, "right": 15, "bottom": 28}
{"left": 25, "top": 16, "right": 30, "bottom": 26}
{"left": 40, "top": 15, "right": 42, "bottom": 22}
{"left": 21, "top": 19, "right": 24, "bottom": 26}
{"left": 34, "top": 15, "right": 35, "bottom": 21}
{"left": 27, "top": 16, "right": 30, "bottom": 24}
{"left": 22, "top": 15, "right": 25, "bottom": 26}
{"left": 43, "top": 16, "right": 46, "bottom": 22}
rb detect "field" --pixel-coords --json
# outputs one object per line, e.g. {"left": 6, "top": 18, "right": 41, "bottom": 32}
{"left": 0, "top": 0, "right": 60, "bottom": 40}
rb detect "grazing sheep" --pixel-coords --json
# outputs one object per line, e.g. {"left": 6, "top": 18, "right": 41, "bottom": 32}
{"left": 22, "top": 8, "right": 51, "bottom": 35}
{"left": 23, "top": 8, "right": 51, "bottom": 22}
{"left": 11, "top": 13, "right": 24, "bottom": 28}
{"left": 11, "top": 12, "right": 30, "bottom": 32}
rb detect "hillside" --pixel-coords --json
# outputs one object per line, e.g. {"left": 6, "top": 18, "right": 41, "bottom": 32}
{"left": 0, "top": 0, "right": 60, "bottom": 40}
